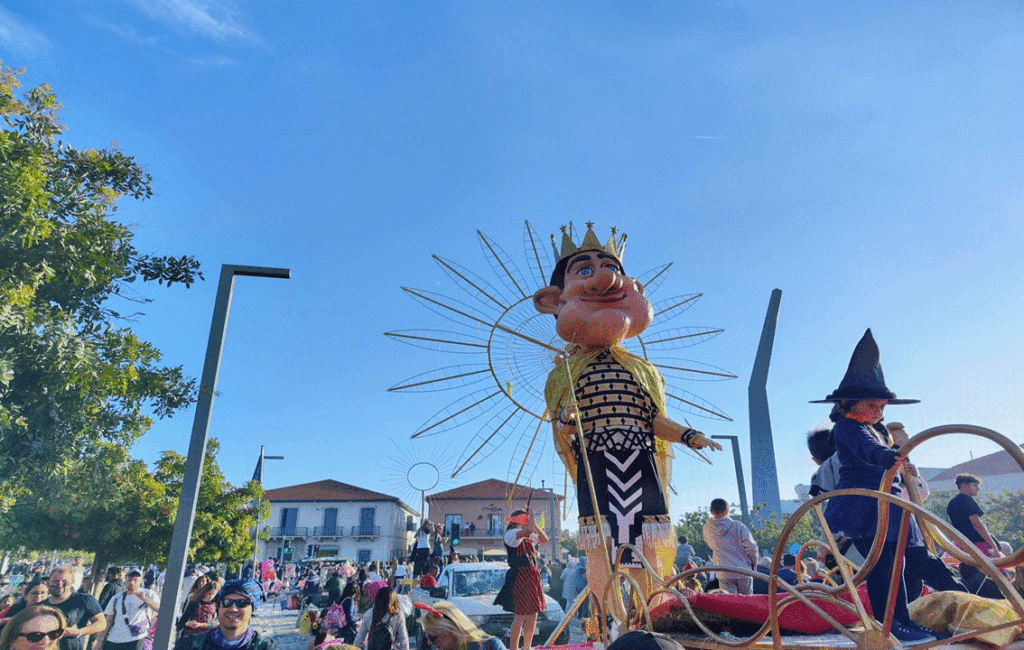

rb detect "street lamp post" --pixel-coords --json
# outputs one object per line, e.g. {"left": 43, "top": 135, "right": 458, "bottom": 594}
{"left": 152, "top": 264, "right": 289, "bottom": 650}
{"left": 253, "top": 445, "right": 284, "bottom": 571}
{"left": 711, "top": 434, "right": 750, "bottom": 528}
{"left": 539, "top": 480, "right": 557, "bottom": 561}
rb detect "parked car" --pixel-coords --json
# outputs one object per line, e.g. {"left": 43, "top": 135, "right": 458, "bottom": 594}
{"left": 410, "top": 562, "right": 567, "bottom": 646}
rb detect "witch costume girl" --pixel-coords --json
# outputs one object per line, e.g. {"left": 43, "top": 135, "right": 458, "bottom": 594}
{"left": 812, "top": 329, "right": 934, "bottom": 643}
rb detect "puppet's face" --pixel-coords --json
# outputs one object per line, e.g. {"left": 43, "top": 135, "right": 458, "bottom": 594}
{"left": 533, "top": 251, "right": 653, "bottom": 348}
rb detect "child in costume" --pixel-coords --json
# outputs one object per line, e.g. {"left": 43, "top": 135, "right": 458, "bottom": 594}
{"left": 814, "top": 329, "right": 935, "bottom": 643}
{"left": 493, "top": 509, "right": 548, "bottom": 650}
{"left": 532, "top": 223, "right": 722, "bottom": 610}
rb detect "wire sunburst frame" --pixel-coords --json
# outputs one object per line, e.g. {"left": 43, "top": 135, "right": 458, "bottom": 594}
{"left": 385, "top": 221, "right": 735, "bottom": 501}
{"left": 383, "top": 438, "right": 457, "bottom": 516}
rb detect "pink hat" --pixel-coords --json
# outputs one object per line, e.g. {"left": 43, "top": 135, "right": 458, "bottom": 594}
{"left": 365, "top": 580, "right": 387, "bottom": 602}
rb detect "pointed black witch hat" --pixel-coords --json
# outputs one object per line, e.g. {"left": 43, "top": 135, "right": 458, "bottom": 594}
{"left": 810, "top": 329, "right": 919, "bottom": 404}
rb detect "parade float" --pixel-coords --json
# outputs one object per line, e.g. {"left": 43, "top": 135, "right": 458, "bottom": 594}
{"left": 388, "top": 222, "right": 1024, "bottom": 649}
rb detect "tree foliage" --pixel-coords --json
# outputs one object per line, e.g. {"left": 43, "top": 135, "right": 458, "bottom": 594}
{"left": 0, "top": 62, "right": 202, "bottom": 499}
{"left": 0, "top": 439, "right": 265, "bottom": 570}
{"left": 922, "top": 489, "right": 1024, "bottom": 550}
{"left": 152, "top": 439, "right": 267, "bottom": 567}
{"left": 675, "top": 502, "right": 822, "bottom": 563}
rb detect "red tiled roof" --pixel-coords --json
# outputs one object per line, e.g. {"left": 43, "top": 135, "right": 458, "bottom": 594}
{"left": 427, "top": 478, "right": 563, "bottom": 501}
{"left": 930, "top": 443, "right": 1024, "bottom": 481}
{"left": 263, "top": 479, "right": 399, "bottom": 502}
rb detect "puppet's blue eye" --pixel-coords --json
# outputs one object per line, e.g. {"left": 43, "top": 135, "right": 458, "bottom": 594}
{"left": 578, "top": 267, "right": 592, "bottom": 276}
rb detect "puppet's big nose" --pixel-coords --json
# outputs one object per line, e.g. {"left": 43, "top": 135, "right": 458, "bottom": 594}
{"left": 588, "top": 265, "right": 622, "bottom": 293}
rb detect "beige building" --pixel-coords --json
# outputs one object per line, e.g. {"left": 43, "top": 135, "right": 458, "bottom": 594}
{"left": 925, "top": 442, "right": 1024, "bottom": 496}
{"left": 426, "top": 479, "right": 564, "bottom": 561}
{"left": 260, "top": 480, "right": 417, "bottom": 564}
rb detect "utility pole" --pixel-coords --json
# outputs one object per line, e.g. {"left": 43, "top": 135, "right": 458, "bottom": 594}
{"left": 711, "top": 435, "right": 750, "bottom": 528}
{"left": 252, "top": 445, "right": 284, "bottom": 572}
{"left": 541, "top": 480, "right": 557, "bottom": 560}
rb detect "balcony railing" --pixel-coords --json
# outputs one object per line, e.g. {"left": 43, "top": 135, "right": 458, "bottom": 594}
{"left": 349, "top": 525, "right": 381, "bottom": 537}
{"left": 313, "top": 526, "right": 344, "bottom": 537}
{"left": 268, "top": 526, "right": 309, "bottom": 537}
{"left": 459, "top": 527, "right": 504, "bottom": 538}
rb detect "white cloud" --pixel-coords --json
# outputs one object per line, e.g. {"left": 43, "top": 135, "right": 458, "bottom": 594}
{"left": 132, "top": 0, "right": 258, "bottom": 43}
{"left": 188, "top": 54, "right": 235, "bottom": 68}
{"left": 0, "top": 4, "right": 51, "bottom": 55}
{"left": 90, "top": 18, "right": 161, "bottom": 47}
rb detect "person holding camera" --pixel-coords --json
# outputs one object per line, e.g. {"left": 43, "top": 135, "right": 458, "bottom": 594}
{"left": 98, "top": 570, "right": 159, "bottom": 650}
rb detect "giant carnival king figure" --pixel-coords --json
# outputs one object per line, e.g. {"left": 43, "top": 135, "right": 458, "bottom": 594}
{"left": 532, "top": 223, "right": 722, "bottom": 611}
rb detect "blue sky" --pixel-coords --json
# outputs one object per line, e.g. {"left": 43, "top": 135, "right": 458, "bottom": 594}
{"left": 2, "top": 1, "right": 1021, "bottom": 524}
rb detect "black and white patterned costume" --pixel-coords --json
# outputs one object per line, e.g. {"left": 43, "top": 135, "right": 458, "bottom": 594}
{"left": 571, "top": 350, "right": 671, "bottom": 567}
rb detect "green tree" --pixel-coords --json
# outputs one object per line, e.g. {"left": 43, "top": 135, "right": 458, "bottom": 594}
{"left": 153, "top": 439, "right": 267, "bottom": 567}
{"left": 675, "top": 507, "right": 712, "bottom": 561}
{"left": 0, "top": 63, "right": 201, "bottom": 502}
{"left": 560, "top": 530, "right": 578, "bottom": 558}
{"left": 675, "top": 503, "right": 822, "bottom": 563}
{"left": 0, "top": 443, "right": 174, "bottom": 576}
{"left": 747, "top": 503, "right": 821, "bottom": 558}
{"left": 0, "top": 439, "right": 265, "bottom": 573}
{"left": 922, "top": 488, "right": 1024, "bottom": 551}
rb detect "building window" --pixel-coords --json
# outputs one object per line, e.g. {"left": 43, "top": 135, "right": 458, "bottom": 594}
{"left": 357, "top": 549, "right": 371, "bottom": 564}
{"left": 359, "top": 507, "right": 376, "bottom": 535}
{"left": 280, "top": 508, "right": 298, "bottom": 535}
{"left": 487, "top": 513, "right": 502, "bottom": 536}
{"left": 444, "top": 514, "right": 463, "bottom": 538}
{"left": 323, "top": 508, "right": 338, "bottom": 535}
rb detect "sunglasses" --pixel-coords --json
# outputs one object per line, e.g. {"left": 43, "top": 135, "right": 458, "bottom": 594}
{"left": 18, "top": 630, "right": 64, "bottom": 642}
{"left": 218, "top": 597, "right": 253, "bottom": 609}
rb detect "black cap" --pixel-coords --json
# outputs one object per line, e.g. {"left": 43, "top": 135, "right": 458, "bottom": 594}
{"left": 607, "top": 631, "right": 685, "bottom": 650}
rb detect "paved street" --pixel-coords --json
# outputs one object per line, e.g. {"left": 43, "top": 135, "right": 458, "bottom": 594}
{"left": 250, "top": 596, "right": 309, "bottom": 650}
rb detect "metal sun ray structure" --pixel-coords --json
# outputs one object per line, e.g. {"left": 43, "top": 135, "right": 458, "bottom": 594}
{"left": 383, "top": 438, "right": 457, "bottom": 517}
{"left": 386, "top": 221, "right": 736, "bottom": 501}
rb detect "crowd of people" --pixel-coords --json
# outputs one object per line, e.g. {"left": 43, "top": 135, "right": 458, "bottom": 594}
{"left": 294, "top": 558, "right": 511, "bottom": 650}
{"left": 0, "top": 556, "right": 520, "bottom": 650}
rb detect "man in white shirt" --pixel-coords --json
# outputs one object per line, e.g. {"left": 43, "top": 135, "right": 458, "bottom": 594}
{"left": 703, "top": 498, "right": 758, "bottom": 595}
{"left": 99, "top": 569, "right": 160, "bottom": 650}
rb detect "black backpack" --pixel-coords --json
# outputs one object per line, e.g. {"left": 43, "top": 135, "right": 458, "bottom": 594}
{"left": 366, "top": 613, "right": 394, "bottom": 650}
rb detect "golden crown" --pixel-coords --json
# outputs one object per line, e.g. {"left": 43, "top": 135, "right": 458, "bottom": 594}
{"left": 550, "top": 221, "right": 627, "bottom": 265}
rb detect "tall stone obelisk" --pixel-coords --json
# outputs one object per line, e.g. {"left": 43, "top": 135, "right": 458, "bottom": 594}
{"left": 749, "top": 289, "right": 782, "bottom": 521}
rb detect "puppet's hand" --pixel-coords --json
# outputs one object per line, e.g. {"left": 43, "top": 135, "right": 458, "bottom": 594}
{"left": 690, "top": 433, "right": 723, "bottom": 451}
{"left": 556, "top": 406, "right": 579, "bottom": 435}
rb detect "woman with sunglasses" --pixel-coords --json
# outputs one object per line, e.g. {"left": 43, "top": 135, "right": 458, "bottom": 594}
{"left": 0, "top": 606, "right": 66, "bottom": 650}
{"left": 0, "top": 581, "right": 50, "bottom": 631}
{"left": 417, "top": 602, "right": 505, "bottom": 650}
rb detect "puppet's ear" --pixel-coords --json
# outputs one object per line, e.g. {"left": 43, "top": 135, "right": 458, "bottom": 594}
{"left": 533, "top": 286, "right": 563, "bottom": 315}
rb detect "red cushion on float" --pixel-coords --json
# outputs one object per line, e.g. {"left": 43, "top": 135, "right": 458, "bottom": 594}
{"left": 650, "top": 586, "right": 874, "bottom": 634}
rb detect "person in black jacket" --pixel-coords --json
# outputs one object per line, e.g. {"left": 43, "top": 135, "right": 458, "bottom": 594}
{"left": 97, "top": 568, "right": 124, "bottom": 611}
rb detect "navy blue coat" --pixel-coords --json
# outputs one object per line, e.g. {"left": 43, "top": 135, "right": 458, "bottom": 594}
{"left": 823, "top": 417, "right": 920, "bottom": 544}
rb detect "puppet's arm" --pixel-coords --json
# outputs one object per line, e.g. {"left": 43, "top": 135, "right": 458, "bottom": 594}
{"left": 653, "top": 414, "right": 723, "bottom": 451}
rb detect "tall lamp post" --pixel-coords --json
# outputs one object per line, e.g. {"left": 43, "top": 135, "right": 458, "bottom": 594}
{"left": 539, "top": 480, "right": 557, "bottom": 561}
{"left": 711, "top": 435, "right": 750, "bottom": 529}
{"left": 252, "top": 445, "right": 284, "bottom": 571}
{"left": 152, "top": 264, "right": 289, "bottom": 650}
